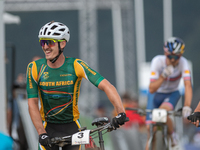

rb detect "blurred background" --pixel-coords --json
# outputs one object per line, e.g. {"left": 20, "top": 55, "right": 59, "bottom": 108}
{"left": 1, "top": 0, "right": 200, "bottom": 149}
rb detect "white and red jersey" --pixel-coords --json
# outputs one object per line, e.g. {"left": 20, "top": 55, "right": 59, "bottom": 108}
{"left": 150, "top": 55, "right": 191, "bottom": 93}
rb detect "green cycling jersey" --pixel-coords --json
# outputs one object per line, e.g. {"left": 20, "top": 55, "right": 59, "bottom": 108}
{"left": 26, "top": 57, "right": 104, "bottom": 123}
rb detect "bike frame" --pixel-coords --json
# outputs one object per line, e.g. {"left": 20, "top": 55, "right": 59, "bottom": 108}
{"left": 51, "top": 117, "right": 127, "bottom": 150}
{"left": 57, "top": 129, "right": 106, "bottom": 150}
{"left": 98, "top": 130, "right": 105, "bottom": 150}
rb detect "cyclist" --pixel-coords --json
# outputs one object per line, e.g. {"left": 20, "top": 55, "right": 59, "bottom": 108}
{"left": 26, "top": 21, "right": 127, "bottom": 150}
{"left": 145, "top": 37, "right": 193, "bottom": 150}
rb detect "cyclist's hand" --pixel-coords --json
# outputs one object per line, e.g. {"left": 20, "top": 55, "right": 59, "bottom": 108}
{"left": 161, "top": 65, "right": 174, "bottom": 78}
{"left": 182, "top": 106, "right": 192, "bottom": 118}
{"left": 111, "top": 112, "right": 126, "bottom": 129}
{"left": 187, "top": 112, "right": 200, "bottom": 127}
{"left": 39, "top": 133, "right": 51, "bottom": 147}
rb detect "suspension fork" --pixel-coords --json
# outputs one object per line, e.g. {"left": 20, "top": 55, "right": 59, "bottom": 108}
{"left": 162, "top": 124, "right": 168, "bottom": 150}
{"left": 148, "top": 124, "right": 154, "bottom": 150}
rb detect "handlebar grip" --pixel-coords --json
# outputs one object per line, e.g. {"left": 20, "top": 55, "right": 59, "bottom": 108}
{"left": 51, "top": 137, "right": 62, "bottom": 144}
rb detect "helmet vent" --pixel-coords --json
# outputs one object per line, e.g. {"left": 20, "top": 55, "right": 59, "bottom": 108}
{"left": 59, "top": 28, "right": 65, "bottom": 31}
{"left": 44, "top": 27, "right": 47, "bottom": 35}
{"left": 48, "top": 32, "right": 51, "bottom": 35}
{"left": 51, "top": 25, "right": 57, "bottom": 30}
{"left": 53, "top": 33, "right": 60, "bottom": 36}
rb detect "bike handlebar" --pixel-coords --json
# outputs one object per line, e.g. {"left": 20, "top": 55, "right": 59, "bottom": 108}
{"left": 50, "top": 136, "right": 71, "bottom": 147}
{"left": 126, "top": 107, "right": 182, "bottom": 117}
{"left": 50, "top": 117, "right": 129, "bottom": 147}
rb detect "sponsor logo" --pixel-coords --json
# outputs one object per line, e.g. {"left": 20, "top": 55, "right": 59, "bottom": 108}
{"left": 39, "top": 80, "right": 73, "bottom": 86}
{"left": 41, "top": 135, "right": 48, "bottom": 139}
{"left": 60, "top": 74, "right": 72, "bottom": 77}
{"left": 28, "top": 68, "right": 33, "bottom": 89}
{"left": 80, "top": 62, "right": 96, "bottom": 75}
{"left": 116, "top": 114, "right": 121, "bottom": 118}
{"left": 56, "top": 81, "right": 73, "bottom": 86}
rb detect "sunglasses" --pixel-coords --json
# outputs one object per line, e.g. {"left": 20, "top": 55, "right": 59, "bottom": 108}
{"left": 39, "top": 38, "right": 65, "bottom": 47}
{"left": 167, "top": 55, "right": 180, "bottom": 60}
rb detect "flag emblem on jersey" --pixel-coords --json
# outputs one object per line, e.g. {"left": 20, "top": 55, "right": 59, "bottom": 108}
{"left": 184, "top": 70, "right": 190, "bottom": 74}
{"left": 43, "top": 72, "right": 49, "bottom": 80}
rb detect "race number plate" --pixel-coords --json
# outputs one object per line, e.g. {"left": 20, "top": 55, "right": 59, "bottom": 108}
{"left": 152, "top": 109, "right": 167, "bottom": 123}
{"left": 72, "top": 130, "right": 90, "bottom": 145}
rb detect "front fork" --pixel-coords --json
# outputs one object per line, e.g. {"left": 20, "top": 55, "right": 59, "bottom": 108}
{"left": 148, "top": 123, "right": 168, "bottom": 150}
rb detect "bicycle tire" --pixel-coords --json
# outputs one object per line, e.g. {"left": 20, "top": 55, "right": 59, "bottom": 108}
{"left": 155, "top": 126, "right": 169, "bottom": 150}
{"left": 155, "top": 130, "right": 168, "bottom": 150}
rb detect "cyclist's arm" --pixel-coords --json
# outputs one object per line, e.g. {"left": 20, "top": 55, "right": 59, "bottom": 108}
{"left": 194, "top": 102, "right": 200, "bottom": 112}
{"left": 98, "top": 79, "right": 125, "bottom": 114}
{"left": 149, "top": 75, "right": 165, "bottom": 93}
{"left": 148, "top": 56, "right": 166, "bottom": 93}
{"left": 28, "top": 97, "right": 46, "bottom": 135}
{"left": 184, "top": 80, "right": 193, "bottom": 107}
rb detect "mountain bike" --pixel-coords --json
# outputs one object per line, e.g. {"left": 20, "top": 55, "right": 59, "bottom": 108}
{"left": 126, "top": 107, "right": 182, "bottom": 150}
{"left": 50, "top": 117, "right": 129, "bottom": 150}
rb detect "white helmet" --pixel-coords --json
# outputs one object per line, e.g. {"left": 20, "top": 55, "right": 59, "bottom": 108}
{"left": 164, "top": 37, "right": 185, "bottom": 55}
{"left": 38, "top": 21, "right": 70, "bottom": 42}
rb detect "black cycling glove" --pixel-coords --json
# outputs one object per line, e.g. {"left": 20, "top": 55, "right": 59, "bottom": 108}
{"left": 111, "top": 112, "right": 126, "bottom": 129}
{"left": 187, "top": 112, "right": 200, "bottom": 122}
{"left": 39, "top": 133, "right": 51, "bottom": 147}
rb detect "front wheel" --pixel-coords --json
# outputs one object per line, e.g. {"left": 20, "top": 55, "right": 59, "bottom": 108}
{"left": 155, "top": 130, "right": 169, "bottom": 150}
{"left": 155, "top": 124, "right": 170, "bottom": 150}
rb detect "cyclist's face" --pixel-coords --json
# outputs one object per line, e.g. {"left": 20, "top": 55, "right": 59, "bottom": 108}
{"left": 42, "top": 41, "right": 59, "bottom": 60}
{"left": 165, "top": 53, "right": 181, "bottom": 66}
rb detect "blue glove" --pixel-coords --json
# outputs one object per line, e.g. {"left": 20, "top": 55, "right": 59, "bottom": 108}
{"left": 39, "top": 133, "right": 51, "bottom": 147}
{"left": 111, "top": 113, "right": 126, "bottom": 129}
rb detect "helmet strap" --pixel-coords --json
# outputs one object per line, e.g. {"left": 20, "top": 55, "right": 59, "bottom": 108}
{"left": 50, "top": 42, "right": 63, "bottom": 63}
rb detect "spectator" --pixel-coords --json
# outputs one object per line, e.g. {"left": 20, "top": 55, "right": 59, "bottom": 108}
{"left": 0, "top": 132, "right": 13, "bottom": 150}
{"left": 6, "top": 56, "right": 42, "bottom": 150}
{"left": 112, "top": 92, "right": 145, "bottom": 129}
{"left": 121, "top": 92, "right": 145, "bottom": 129}
{"left": 7, "top": 74, "right": 28, "bottom": 150}
{"left": 94, "top": 102, "right": 107, "bottom": 118}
